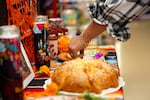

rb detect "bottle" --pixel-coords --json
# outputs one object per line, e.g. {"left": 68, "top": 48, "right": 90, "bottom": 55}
{"left": 0, "top": 25, "right": 23, "bottom": 100}
{"left": 33, "top": 15, "right": 50, "bottom": 69}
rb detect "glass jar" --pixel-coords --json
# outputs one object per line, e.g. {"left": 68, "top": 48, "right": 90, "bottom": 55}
{"left": 33, "top": 15, "right": 50, "bottom": 68}
{"left": 0, "top": 25, "right": 23, "bottom": 100}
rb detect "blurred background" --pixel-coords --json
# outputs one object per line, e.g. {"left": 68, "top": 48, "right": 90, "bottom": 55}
{"left": 36, "top": 0, "right": 115, "bottom": 45}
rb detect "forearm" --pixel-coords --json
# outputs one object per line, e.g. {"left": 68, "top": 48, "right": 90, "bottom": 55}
{"left": 81, "top": 20, "right": 106, "bottom": 43}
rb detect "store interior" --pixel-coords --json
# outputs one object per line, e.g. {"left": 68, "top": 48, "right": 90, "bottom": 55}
{"left": 0, "top": 0, "right": 150, "bottom": 100}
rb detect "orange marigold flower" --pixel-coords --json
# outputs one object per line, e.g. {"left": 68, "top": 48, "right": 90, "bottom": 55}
{"left": 58, "top": 35, "right": 70, "bottom": 53}
{"left": 24, "top": 82, "right": 59, "bottom": 99}
{"left": 40, "top": 65, "right": 50, "bottom": 75}
{"left": 44, "top": 82, "right": 59, "bottom": 95}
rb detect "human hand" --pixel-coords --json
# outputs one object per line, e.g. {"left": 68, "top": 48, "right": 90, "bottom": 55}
{"left": 68, "top": 35, "right": 87, "bottom": 58}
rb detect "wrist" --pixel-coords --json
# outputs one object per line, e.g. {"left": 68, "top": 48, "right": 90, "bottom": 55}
{"left": 80, "top": 34, "right": 89, "bottom": 47}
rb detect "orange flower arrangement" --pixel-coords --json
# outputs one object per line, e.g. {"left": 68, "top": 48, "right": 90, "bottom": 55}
{"left": 44, "top": 82, "right": 59, "bottom": 95}
{"left": 24, "top": 65, "right": 59, "bottom": 99}
{"left": 24, "top": 82, "right": 59, "bottom": 99}
{"left": 39, "top": 65, "right": 50, "bottom": 75}
{"left": 35, "top": 65, "right": 50, "bottom": 78}
{"left": 58, "top": 35, "right": 70, "bottom": 53}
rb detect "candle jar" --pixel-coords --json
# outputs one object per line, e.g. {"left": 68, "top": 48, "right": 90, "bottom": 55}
{"left": 0, "top": 25, "right": 23, "bottom": 100}
{"left": 33, "top": 15, "right": 50, "bottom": 68}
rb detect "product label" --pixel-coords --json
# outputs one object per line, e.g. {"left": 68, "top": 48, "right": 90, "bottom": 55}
{"left": 49, "top": 40, "right": 58, "bottom": 59}
{"left": 0, "top": 38, "right": 22, "bottom": 74}
{"left": 33, "top": 22, "right": 50, "bottom": 68}
{"left": 33, "top": 22, "right": 48, "bottom": 34}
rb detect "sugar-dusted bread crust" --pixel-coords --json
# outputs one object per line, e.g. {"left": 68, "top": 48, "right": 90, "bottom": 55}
{"left": 52, "top": 58, "right": 118, "bottom": 93}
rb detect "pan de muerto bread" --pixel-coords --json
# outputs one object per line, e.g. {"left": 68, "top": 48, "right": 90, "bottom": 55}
{"left": 52, "top": 58, "right": 119, "bottom": 93}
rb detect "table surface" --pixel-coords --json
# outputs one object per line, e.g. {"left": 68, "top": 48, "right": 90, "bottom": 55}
{"left": 24, "top": 45, "right": 124, "bottom": 100}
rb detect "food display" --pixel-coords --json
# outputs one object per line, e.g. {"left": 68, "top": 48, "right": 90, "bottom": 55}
{"left": 52, "top": 58, "right": 119, "bottom": 94}
{"left": 1, "top": 1, "right": 126, "bottom": 99}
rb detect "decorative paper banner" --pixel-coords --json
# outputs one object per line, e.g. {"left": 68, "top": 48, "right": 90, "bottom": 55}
{"left": 6, "top": 0, "right": 37, "bottom": 63}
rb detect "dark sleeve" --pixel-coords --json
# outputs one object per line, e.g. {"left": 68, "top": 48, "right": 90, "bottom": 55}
{"left": 0, "top": 0, "right": 8, "bottom": 26}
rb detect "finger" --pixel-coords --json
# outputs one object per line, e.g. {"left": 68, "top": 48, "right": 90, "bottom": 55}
{"left": 71, "top": 51, "right": 78, "bottom": 58}
{"left": 78, "top": 49, "right": 84, "bottom": 58}
{"left": 70, "top": 49, "right": 78, "bottom": 58}
{"left": 68, "top": 43, "right": 81, "bottom": 58}
{"left": 79, "top": 53, "right": 84, "bottom": 58}
{"left": 68, "top": 46, "right": 75, "bottom": 58}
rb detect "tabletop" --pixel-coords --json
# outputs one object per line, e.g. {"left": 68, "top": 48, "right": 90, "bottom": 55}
{"left": 24, "top": 45, "right": 125, "bottom": 100}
